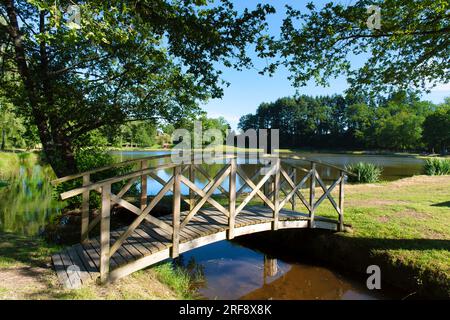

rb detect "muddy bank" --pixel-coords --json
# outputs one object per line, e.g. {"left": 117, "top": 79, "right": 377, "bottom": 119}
{"left": 235, "top": 229, "right": 450, "bottom": 299}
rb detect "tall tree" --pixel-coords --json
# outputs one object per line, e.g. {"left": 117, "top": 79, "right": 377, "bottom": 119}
{"left": 274, "top": 0, "right": 450, "bottom": 95}
{"left": 0, "top": 0, "right": 274, "bottom": 176}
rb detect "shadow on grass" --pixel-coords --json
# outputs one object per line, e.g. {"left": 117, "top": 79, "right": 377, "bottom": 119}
{"left": 431, "top": 201, "right": 450, "bottom": 208}
{"left": 0, "top": 232, "right": 60, "bottom": 267}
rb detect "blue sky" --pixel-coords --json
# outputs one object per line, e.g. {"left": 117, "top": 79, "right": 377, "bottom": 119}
{"left": 200, "top": 0, "right": 450, "bottom": 130}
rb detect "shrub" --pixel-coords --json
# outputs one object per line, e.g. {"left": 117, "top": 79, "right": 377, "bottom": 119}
{"left": 54, "top": 147, "right": 135, "bottom": 209}
{"left": 346, "top": 162, "right": 382, "bottom": 183}
{"left": 424, "top": 158, "right": 450, "bottom": 176}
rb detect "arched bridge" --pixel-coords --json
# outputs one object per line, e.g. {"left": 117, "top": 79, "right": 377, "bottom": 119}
{"left": 51, "top": 153, "right": 351, "bottom": 288}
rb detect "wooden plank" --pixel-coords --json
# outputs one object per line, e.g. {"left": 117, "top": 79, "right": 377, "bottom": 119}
{"left": 273, "top": 160, "right": 280, "bottom": 231}
{"left": 52, "top": 253, "right": 70, "bottom": 288}
{"left": 309, "top": 163, "right": 316, "bottom": 228}
{"left": 140, "top": 160, "right": 148, "bottom": 210}
{"left": 52, "top": 154, "right": 171, "bottom": 185}
{"left": 236, "top": 166, "right": 274, "bottom": 210}
{"left": 100, "top": 184, "right": 111, "bottom": 283}
{"left": 172, "top": 166, "right": 181, "bottom": 258}
{"left": 179, "top": 231, "right": 227, "bottom": 253}
{"left": 89, "top": 238, "right": 121, "bottom": 268}
{"left": 181, "top": 165, "right": 231, "bottom": 228}
{"left": 235, "top": 165, "right": 275, "bottom": 216}
{"left": 339, "top": 170, "right": 345, "bottom": 231}
{"left": 60, "top": 162, "right": 178, "bottom": 200}
{"left": 66, "top": 247, "right": 92, "bottom": 283}
{"left": 81, "top": 174, "right": 90, "bottom": 243}
{"left": 61, "top": 249, "right": 83, "bottom": 289}
{"left": 135, "top": 228, "right": 159, "bottom": 254}
{"left": 179, "top": 175, "right": 229, "bottom": 217}
{"left": 82, "top": 241, "right": 101, "bottom": 270}
{"left": 110, "top": 230, "right": 140, "bottom": 263}
{"left": 140, "top": 224, "right": 172, "bottom": 250}
{"left": 108, "top": 249, "right": 171, "bottom": 283}
{"left": 314, "top": 173, "right": 341, "bottom": 214}
{"left": 228, "top": 158, "right": 235, "bottom": 240}
{"left": 73, "top": 244, "right": 98, "bottom": 278}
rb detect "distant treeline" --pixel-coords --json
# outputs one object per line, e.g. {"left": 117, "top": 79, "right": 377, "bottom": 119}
{"left": 238, "top": 93, "right": 450, "bottom": 153}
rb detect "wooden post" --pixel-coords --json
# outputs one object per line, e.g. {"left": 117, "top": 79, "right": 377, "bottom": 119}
{"left": 309, "top": 162, "right": 316, "bottom": 228}
{"left": 228, "top": 158, "right": 237, "bottom": 239}
{"left": 291, "top": 167, "right": 296, "bottom": 211}
{"left": 339, "top": 171, "right": 345, "bottom": 232}
{"left": 189, "top": 164, "right": 195, "bottom": 211}
{"left": 81, "top": 174, "right": 90, "bottom": 243}
{"left": 140, "top": 160, "right": 148, "bottom": 210}
{"left": 171, "top": 166, "right": 181, "bottom": 258}
{"left": 272, "top": 158, "right": 280, "bottom": 230}
{"left": 263, "top": 176, "right": 269, "bottom": 207}
{"left": 100, "top": 183, "right": 111, "bottom": 284}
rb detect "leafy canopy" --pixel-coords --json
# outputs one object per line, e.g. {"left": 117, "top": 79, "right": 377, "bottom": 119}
{"left": 272, "top": 0, "right": 450, "bottom": 95}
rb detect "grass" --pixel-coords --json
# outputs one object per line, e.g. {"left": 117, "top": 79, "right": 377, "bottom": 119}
{"left": 153, "top": 262, "right": 197, "bottom": 299}
{"left": 308, "top": 175, "right": 450, "bottom": 297}
{"left": 346, "top": 162, "right": 383, "bottom": 183}
{"left": 0, "top": 232, "right": 197, "bottom": 300}
{"left": 424, "top": 158, "right": 450, "bottom": 175}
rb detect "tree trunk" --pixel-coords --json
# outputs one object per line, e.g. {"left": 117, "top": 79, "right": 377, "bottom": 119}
{"left": 1, "top": 128, "right": 5, "bottom": 150}
{"left": 40, "top": 133, "right": 78, "bottom": 177}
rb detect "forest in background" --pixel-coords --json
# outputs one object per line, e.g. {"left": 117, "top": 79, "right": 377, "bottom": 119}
{"left": 238, "top": 93, "right": 450, "bottom": 154}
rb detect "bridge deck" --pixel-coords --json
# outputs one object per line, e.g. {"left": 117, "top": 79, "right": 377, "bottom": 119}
{"left": 52, "top": 206, "right": 338, "bottom": 288}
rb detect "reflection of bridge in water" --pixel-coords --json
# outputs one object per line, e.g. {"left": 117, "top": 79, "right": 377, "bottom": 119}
{"left": 51, "top": 153, "right": 350, "bottom": 288}
{"left": 241, "top": 256, "right": 368, "bottom": 300}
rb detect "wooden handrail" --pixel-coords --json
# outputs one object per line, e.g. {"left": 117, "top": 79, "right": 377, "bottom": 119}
{"left": 51, "top": 154, "right": 172, "bottom": 185}
{"left": 52, "top": 152, "right": 352, "bottom": 187}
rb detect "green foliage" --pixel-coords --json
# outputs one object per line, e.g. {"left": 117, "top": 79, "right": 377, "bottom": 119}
{"left": 55, "top": 147, "right": 135, "bottom": 208}
{"left": 153, "top": 262, "right": 195, "bottom": 299}
{"left": 274, "top": 0, "right": 450, "bottom": 95}
{"left": 422, "top": 103, "right": 450, "bottom": 154}
{"left": 424, "top": 158, "right": 450, "bottom": 176}
{"left": 1, "top": 0, "right": 274, "bottom": 176}
{"left": 239, "top": 92, "right": 436, "bottom": 151}
{"left": 346, "top": 162, "right": 382, "bottom": 183}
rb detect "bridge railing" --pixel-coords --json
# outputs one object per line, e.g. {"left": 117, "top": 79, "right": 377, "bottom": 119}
{"left": 53, "top": 153, "right": 351, "bottom": 283}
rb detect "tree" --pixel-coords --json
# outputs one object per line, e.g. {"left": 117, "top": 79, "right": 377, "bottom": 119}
{"left": 0, "top": 0, "right": 274, "bottom": 176}
{"left": 423, "top": 103, "right": 450, "bottom": 154}
{"left": 275, "top": 0, "right": 450, "bottom": 95}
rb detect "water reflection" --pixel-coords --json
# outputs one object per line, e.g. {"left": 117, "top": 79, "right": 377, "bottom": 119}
{"left": 180, "top": 240, "right": 393, "bottom": 300}
{"left": 0, "top": 159, "right": 62, "bottom": 236}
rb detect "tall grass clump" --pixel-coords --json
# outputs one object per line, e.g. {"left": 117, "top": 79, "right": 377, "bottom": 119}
{"left": 424, "top": 158, "right": 450, "bottom": 175}
{"left": 153, "top": 262, "right": 196, "bottom": 299}
{"left": 346, "top": 162, "right": 382, "bottom": 183}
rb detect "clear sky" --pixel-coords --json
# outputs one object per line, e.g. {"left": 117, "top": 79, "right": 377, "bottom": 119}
{"left": 200, "top": 0, "right": 450, "bottom": 130}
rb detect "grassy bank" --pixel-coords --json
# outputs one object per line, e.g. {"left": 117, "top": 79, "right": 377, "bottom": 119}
{"left": 0, "top": 232, "right": 196, "bottom": 300}
{"left": 239, "top": 175, "right": 450, "bottom": 299}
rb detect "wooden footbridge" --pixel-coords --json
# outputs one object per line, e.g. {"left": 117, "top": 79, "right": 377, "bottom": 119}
{"left": 51, "top": 153, "right": 350, "bottom": 288}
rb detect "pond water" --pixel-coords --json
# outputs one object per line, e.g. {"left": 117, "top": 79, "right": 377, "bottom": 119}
{"left": 0, "top": 158, "right": 62, "bottom": 236}
{"left": 0, "top": 150, "right": 418, "bottom": 299}
{"left": 179, "top": 240, "right": 399, "bottom": 300}
{"left": 111, "top": 150, "right": 425, "bottom": 196}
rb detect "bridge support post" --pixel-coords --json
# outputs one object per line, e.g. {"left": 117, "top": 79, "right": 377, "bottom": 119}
{"left": 338, "top": 170, "right": 345, "bottom": 231}
{"left": 228, "top": 158, "right": 237, "bottom": 239}
{"left": 81, "top": 174, "right": 90, "bottom": 244}
{"left": 171, "top": 166, "right": 181, "bottom": 258}
{"left": 100, "top": 183, "right": 111, "bottom": 284}
{"left": 189, "top": 164, "right": 195, "bottom": 211}
{"left": 309, "top": 162, "right": 316, "bottom": 228}
{"left": 291, "top": 167, "right": 296, "bottom": 211}
{"left": 272, "top": 158, "right": 280, "bottom": 230}
{"left": 140, "top": 160, "right": 148, "bottom": 210}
